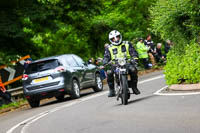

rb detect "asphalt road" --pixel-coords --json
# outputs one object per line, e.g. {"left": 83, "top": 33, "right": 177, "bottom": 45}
{"left": 0, "top": 71, "right": 200, "bottom": 133}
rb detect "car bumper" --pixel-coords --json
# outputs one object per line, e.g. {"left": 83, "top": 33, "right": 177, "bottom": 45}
{"left": 23, "top": 83, "right": 71, "bottom": 99}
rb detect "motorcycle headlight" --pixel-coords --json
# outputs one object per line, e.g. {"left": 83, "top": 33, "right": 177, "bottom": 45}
{"left": 118, "top": 58, "right": 126, "bottom": 66}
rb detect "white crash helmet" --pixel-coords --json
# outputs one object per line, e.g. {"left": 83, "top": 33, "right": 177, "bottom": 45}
{"left": 109, "top": 30, "right": 122, "bottom": 45}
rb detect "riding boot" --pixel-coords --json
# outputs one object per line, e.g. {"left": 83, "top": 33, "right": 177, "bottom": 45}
{"left": 108, "top": 82, "right": 116, "bottom": 97}
{"left": 132, "top": 87, "right": 140, "bottom": 95}
{"left": 131, "top": 79, "right": 140, "bottom": 95}
{"left": 108, "top": 88, "right": 116, "bottom": 97}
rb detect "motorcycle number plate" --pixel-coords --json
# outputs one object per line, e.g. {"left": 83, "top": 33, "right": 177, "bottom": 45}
{"left": 120, "top": 69, "right": 126, "bottom": 72}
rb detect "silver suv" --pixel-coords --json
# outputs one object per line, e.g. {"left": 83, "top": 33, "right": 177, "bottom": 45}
{"left": 23, "top": 54, "right": 103, "bottom": 108}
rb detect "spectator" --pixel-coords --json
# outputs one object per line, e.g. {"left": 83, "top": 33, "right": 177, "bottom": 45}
{"left": 94, "top": 59, "right": 106, "bottom": 80}
{"left": 136, "top": 38, "right": 150, "bottom": 69}
{"left": 24, "top": 58, "right": 33, "bottom": 69}
{"left": 0, "top": 76, "right": 12, "bottom": 104}
{"left": 104, "top": 43, "right": 111, "bottom": 55}
{"left": 88, "top": 57, "right": 94, "bottom": 64}
{"left": 104, "top": 43, "right": 110, "bottom": 49}
{"left": 165, "top": 40, "right": 172, "bottom": 55}
{"left": 154, "top": 43, "right": 165, "bottom": 63}
{"left": 144, "top": 35, "right": 156, "bottom": 66}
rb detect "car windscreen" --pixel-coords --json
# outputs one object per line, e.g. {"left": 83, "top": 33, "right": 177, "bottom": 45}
{"left": 25, "top": 59, "right": 59, "bottom": 74}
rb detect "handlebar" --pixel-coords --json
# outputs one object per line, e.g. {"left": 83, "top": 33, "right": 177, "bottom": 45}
{"left": 104, "top": 58, "right": 134, "bottom": 65}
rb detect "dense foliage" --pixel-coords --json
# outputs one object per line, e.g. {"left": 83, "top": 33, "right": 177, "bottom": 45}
{"left": 0, "top": 0, "right": 155, "bottom": 62}
{"left": 164, "top": 42, "right": 200, "bottom": 85}
{"left": 1, "top": 0, "right": 200, "bottom": 85}
{"left": 150, "top": 0, "right": 200, "bottom": 85}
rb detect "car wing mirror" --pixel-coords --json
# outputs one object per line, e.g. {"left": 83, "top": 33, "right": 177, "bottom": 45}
{"left": 83, "top": 62, "right": 88, "bottom": 66}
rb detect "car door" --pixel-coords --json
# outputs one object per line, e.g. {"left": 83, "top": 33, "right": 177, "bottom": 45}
{"left": 72, "top": 55, "right": 94, "bottom": 86}
{"left": 65, "top": 55, "right": 87, "bottom": 88}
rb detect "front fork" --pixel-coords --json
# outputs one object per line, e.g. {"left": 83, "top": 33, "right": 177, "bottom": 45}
{"left": 116, "top": 74, "right": 130, "bottom": 101}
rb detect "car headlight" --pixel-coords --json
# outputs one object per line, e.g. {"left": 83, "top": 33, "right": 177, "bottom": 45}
{"left": 118, "top": 58, "right": 126, "bottom": 66}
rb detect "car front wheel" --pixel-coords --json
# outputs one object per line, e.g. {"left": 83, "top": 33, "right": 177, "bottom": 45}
{"left": 93, "top": 73, "right": 103, "bottom": 92}
{"left": 71, "top": 79, "right": 80, "bottom": 99}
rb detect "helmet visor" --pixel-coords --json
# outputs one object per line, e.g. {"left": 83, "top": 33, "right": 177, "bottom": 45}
{"left": 111, "top": 35, "right": 120, "bottom": 43}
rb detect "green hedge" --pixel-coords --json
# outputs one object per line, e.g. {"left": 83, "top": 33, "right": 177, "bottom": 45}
{"left": 164, "top": 42, "right": 200, "bottom": 85}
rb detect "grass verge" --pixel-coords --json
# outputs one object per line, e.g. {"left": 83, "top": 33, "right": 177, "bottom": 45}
{"left": 0, "top": 99, "right": 27, "bottom": 114}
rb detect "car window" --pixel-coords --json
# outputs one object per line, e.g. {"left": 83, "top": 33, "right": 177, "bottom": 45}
{"left": 58, "top": 58, "right": 67, "bottom": 66}
{"left": 72, "top": 55, "right": 85, "bottom": 66}
{"left": 65, "top": 55, "right": 79, "bottom": 67}
{"left": 26, "top": 59, "right": 59, "bottom": 74}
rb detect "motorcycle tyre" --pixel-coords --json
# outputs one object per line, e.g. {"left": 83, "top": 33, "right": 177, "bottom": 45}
{"left": 121, "top": 75, "right": 128, "bottom": 105}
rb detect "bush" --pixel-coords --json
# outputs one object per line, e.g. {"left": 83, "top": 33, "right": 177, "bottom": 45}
{"left": 164, "top": 42, "right": 200, "bottom": 85}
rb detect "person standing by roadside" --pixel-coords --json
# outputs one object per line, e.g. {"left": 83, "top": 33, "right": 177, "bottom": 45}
{"left": 24, "top": 58, "right": 33, "bottom": 69}
{"left": 165, "top": 40, "right": 172, "bottom": 55}
{"left": 94, "top": 59, "right": 106, "bottom": 80}
{"left": 104, "top": 43, "right": 111, "bottom": 55}
{"left": 0, "top": 76, "right": 12, "bottom": 104}
{"left": 104, "top": 43, "right": 111, "bottom": 49}
{"left": 136, "top": 38, "right": 150, "bottom": 69}
{"left": 154, "top": 43, "right": 165, "bottom": 63}
{"left": 88, "top": 57, "right": 94, "bottom": 64}
{"left": 144, "top": 35, "right": 156, "bottom": 66}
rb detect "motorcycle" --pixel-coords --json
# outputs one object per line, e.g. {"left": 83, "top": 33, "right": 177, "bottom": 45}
{"left": 109, "top": 58, "right": 135, "bottom": 105}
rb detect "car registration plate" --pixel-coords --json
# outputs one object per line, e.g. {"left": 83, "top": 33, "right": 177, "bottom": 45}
{"left": 34, "top": 77, "right": 49, "bottom": 83}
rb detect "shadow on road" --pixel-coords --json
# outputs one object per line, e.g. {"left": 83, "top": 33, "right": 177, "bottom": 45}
{"left": 115, "top": 94, "right": 158, "bottom": 106}
{"left": 128, "top": 95, "right": 157, "bottom": 104}
{"left": 40, "top": 90, "right": 98, "bottom": 107}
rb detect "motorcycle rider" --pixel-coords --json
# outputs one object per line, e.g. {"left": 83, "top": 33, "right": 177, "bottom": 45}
{"left": 103, "top": 30, "right": 140, "bottom": 97}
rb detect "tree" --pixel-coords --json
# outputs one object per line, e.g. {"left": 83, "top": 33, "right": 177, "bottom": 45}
{"left": 0, "top": 0, "right": 156, "bottom": 63}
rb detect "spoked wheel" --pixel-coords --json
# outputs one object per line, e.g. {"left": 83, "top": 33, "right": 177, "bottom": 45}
{"left": 120, "top": 75, "right": 129, "bottom": 105}
{"left": 71, "top": 79, "right": 80, "bottom": 99}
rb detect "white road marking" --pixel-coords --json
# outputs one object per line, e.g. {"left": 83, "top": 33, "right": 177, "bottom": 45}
{"left": 6, "top": 92, "right": 108, "bottom": 133}
{"left": 7, "top": 74, "right": 165, "bottom": 133}
{"left": 6, "top": 111, "right": 50, "bottom": 133}
{"left": 154, "top": 86, "right": 200, "bottom": 96}
{"left": 154, "top": 86, "right": 168, "bottom": 95}
{"left": 138, "top": 75, "right": 165, "bottom": 85}
{"left": 21, "top": 112, "right": 50, "bottom": 133}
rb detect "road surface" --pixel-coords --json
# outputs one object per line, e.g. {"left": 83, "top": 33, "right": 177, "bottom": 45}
{"left": 0, "top": 71, "right": 199, "bottom": 133}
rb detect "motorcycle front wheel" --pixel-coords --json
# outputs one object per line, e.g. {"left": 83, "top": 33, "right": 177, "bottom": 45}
{"left": 121, "top": 75, "right": 128, "bottom": 105}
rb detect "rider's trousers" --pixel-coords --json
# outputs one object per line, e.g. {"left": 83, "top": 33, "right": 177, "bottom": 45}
{"left": 106, "top": 65, "right": 138, "bottom": 91}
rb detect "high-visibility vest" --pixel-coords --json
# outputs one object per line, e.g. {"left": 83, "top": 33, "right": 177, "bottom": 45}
{"left": 136, "top": 42, "right": 148, "bottom": 59}
{"left": 108, "top": 41, "right": 131, "bottom": 60}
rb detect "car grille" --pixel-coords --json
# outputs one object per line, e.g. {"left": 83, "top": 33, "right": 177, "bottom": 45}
{"left": 27, "top": 81, "right": 60, "bottom": 91}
